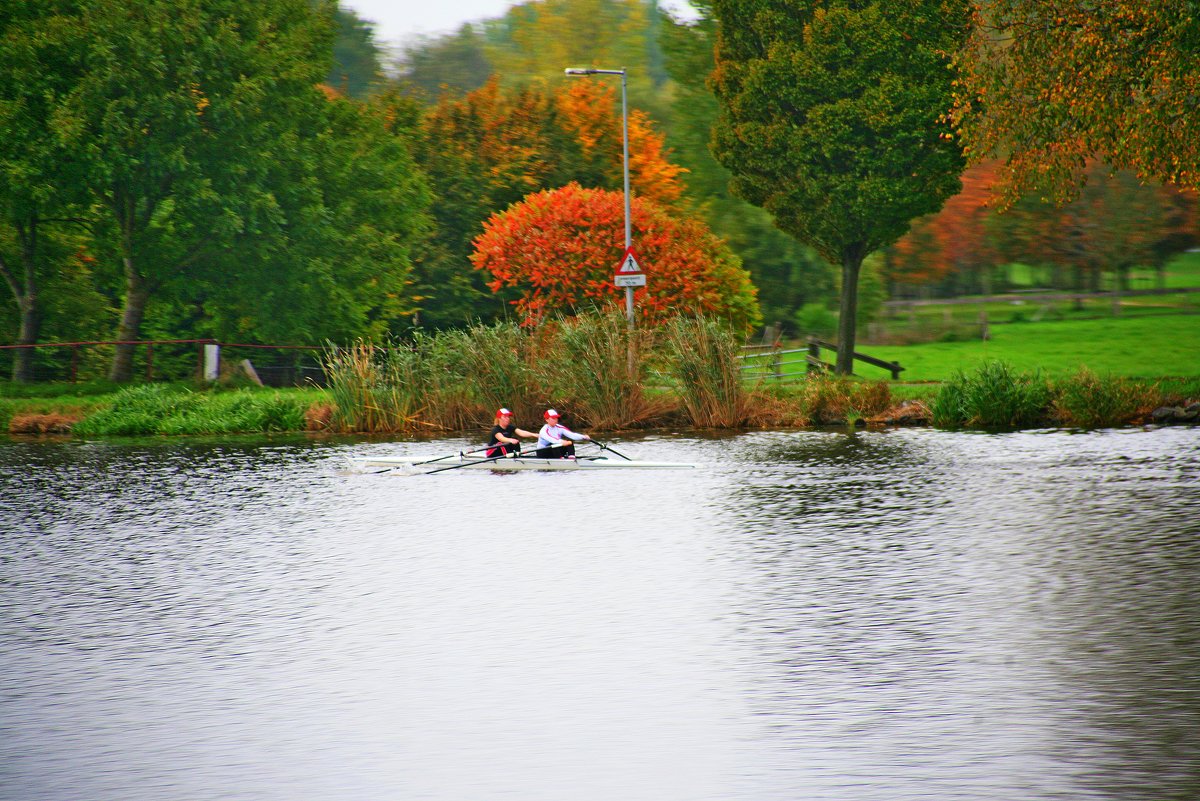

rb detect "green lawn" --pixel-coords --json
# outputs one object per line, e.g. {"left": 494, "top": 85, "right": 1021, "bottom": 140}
{"left": 862, "top": 314, "right": 1200, "bottom": 381}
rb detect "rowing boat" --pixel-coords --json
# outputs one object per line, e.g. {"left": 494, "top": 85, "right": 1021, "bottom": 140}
{"left": 348, "top": 453, "right": 697, "bottom": 472}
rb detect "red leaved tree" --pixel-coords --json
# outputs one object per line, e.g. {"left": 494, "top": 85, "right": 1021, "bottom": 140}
{"left": 471, "top": 183, "right": 760, "bottom": 331}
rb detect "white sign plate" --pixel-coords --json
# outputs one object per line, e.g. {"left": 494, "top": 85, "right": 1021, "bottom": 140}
{"left": 614, "top": 273, "right": 647, "bottom": 287}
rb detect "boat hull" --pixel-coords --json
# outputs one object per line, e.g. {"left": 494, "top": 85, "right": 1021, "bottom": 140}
{"left": 348, "top": 454, "right": 696, "bottom": 472}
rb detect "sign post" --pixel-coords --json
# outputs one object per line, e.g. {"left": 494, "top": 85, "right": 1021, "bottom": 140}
{"left": 614, "top": 246, "right": 647, "bottom": 290}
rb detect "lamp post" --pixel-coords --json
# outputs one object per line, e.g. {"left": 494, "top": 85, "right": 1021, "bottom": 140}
{"left": 564, "top": 67, "right": 634, "bottom": 328}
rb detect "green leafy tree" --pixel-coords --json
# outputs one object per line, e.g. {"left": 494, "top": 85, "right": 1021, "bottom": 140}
{"left": 658, "top": 2, "right": 834, "bottom": 330}
{"left": 0, "top": 0, "right": 90, "bottom": 381}
{"left": 55, "top": 0, "right": 339, "bottom": 381}
{"left": 710, "top": 0, "right": 971, "bottom": 373}
{"left": 328, "top": 5, "right": 384, "bottom": 99}
{"left": 194, "top": 89, "right": 429, "bottom": 344}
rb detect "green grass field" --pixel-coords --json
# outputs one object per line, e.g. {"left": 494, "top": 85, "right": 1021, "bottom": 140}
{"left": 862, "top": 314, "right": 1200, "bottom": 381}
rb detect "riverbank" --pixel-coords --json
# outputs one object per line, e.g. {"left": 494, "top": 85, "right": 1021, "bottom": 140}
{"left": 3, "top": 367, "right": 1197, "bottom": 437}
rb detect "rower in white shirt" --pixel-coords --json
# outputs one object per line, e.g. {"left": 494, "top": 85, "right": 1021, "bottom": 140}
{"left": 535, "top": 408, "right": 590, "bottom": 458}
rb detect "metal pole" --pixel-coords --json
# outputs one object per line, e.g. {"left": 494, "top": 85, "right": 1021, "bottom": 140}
{"left": 620, "top": 68, "right": 633, "bottom": 329}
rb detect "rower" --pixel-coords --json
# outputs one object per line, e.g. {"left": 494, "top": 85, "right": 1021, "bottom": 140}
{"left": 535, "top": 409, "right": 590, "bottom": 458}
{"left": 486, "top": 408, "right": 538, "bottom": 458}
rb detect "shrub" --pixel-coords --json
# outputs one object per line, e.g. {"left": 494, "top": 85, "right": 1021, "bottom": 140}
{"left": 71, "top": 385, "right": 309, "bottom": 436}
{"left": 793, "top": 302, "right": 837, "bottom": 338}
{"left": 1052, "top": 368, "right": 1158, "bottom": 428}
{"left": 932, "top": 360, "right": 1051, "bottom": 430}
{"left": 800, "top": 375, "right": 891, "bottom": 424}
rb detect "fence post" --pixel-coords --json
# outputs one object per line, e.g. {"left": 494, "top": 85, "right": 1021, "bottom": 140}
{"left": 203, "top": 342, "right": 220, "bottom": 382}
{"left": 807, "top": 337, "right": 820, "bottom": 375}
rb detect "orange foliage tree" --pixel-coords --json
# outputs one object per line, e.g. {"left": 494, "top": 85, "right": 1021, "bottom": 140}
{"left": 393, "top": 77, "right": 686, "bottom": 327}
{"left": 471, "top": 183, "right": 760, "bottom": 331}
{"left": 886, "top": 161, "right": 1004, "bottom": 294}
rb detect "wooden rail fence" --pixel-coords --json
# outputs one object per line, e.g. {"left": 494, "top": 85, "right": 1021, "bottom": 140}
{"left": 739, "top": 337, "right": 904, "bottom": 382}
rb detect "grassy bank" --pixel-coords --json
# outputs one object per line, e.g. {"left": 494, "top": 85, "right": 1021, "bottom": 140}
{"left": 3, "top": 312, "right": 1197, "bottom": 436}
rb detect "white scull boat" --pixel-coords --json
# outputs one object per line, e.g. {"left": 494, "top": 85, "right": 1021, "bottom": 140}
{"left": 348, "top": 453, "right": 697, "bottom": 472}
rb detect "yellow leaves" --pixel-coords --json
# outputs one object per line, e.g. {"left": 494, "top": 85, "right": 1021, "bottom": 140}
{"left": 189, "top": 81, "right": 209, "bottom": 116}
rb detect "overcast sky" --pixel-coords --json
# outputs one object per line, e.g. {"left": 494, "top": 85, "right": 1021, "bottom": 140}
{"left": 340, "top": 0, "right": 697, "bottom": 47}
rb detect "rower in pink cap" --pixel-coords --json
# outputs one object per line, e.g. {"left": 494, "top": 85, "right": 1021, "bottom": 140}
{"left": 535, "top": 409, "right": 590, "bottom": 459}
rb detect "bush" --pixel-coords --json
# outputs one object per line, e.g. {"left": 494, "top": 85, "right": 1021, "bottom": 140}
{"left": 793, "top": 302, "right": 837, "bottom": 338}
{"left": 1052, "top": 368, "right": 1158, "bottom": 428}
{"left": 800, "top": 375, "right": 891, "bottom": 424}
{"left": 932, "top": 360, "right": 1051, "bottom": 430}
{"left": 72, "top": 385, "right": 309, "bottom": 436}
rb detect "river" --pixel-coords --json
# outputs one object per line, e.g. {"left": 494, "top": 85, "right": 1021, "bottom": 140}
{"left": 2, "top": 426, "right": 1198, "bottom": 801}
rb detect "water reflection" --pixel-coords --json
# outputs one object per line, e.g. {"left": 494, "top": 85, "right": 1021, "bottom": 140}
{"left": 714, "top": 428, "right": 1200, "bottom": 800}
{"left": 1, "top": 428, "right": 1197, "bottom": 801}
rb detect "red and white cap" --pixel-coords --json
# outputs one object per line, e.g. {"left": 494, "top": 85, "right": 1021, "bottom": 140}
{"left": 544, "top": 408, "right": 560, "bottom": 419}
{"left": 497, "top": 408, "right": 512, "bottom": 416}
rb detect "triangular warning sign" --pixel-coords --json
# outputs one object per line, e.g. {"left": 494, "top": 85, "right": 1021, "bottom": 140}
{"left": 617, "top": 247, "right": 642, "bottom": 273}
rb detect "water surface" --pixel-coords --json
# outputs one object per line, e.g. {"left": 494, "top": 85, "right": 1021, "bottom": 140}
{"left": 2, "top": 427, "right": 1198, "bottom": 800}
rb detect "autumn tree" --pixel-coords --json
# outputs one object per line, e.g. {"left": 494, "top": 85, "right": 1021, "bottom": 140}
{"left": 400, "top": 77, "right": 684, "bottom": 328}
{"left": 710, "top": 0, "right": 971, "bottom": 373}
{"left": 953, "top": 0, "right": 1200, "bottom": 202}
{"left": 886, "top": 161, "right": 1004, "bottom": 296}
{"left": 472, "top": 183, "right": 760, "bottom": 331}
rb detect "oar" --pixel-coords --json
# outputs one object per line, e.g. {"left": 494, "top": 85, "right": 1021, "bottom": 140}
{"left": 367, "top": 444, "right": 496, "bottom": 473}
{"left": 424, "top": 449, "right": 523, "bottom": 475}
{"left": 410, "top": 444, "right": 498, "bottom": 467}
{"left": 588, "top": 438, "right": 633, "bottom": 461}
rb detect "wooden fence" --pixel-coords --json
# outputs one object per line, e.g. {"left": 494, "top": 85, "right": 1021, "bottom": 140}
{"left": 739, "top": 337, "right": 904, "bottom": 382}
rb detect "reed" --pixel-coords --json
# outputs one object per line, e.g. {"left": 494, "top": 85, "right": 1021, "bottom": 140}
{"left": 323, "top": 341, "right": 425, "bottom": 433}
{"left": 661, "top": 315, "right": 752, "bottom": 428}
{"left": 1052, "top": 368, "right": 1158, "bottom": 428}
{"left": 932, "top": 360, "right": 1051, "bottom": 430}
{"left": 543, "top": 311, "right": 663, "bottom": 428}
{"left": 443, "top": 322, "right": 541, "bottom": 424}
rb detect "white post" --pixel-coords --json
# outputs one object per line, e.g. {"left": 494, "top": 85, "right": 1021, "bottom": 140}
{"left": 203, "top": 343, "right": 220, "bottom": 382}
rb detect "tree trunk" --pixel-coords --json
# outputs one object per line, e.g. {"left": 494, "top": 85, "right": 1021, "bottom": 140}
{"left": 1, "top": 219, "right": 41, "bottom": 383}
{"left": 835, "top": 248, "right": 865, "bottom": 375}
{"left": 108, "top": 259, "right": 149, "bottom": 382}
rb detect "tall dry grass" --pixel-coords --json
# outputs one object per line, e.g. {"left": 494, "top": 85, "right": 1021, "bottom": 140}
{"left": 543, "top": 311, "right": 665, "bottom": 428}
{"left": 661, "top": 315, "right": 754, "bottom": 428}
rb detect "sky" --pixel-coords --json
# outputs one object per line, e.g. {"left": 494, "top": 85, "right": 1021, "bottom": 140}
{"left": 340, "top": 0, "right": 696, "bottom": 48}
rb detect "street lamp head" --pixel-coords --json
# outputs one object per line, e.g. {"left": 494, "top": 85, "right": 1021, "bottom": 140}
{"left": 564, "top": 67, "right": 625, "bottom": 76}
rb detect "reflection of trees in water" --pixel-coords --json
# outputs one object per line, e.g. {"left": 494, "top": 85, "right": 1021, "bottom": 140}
{"left": 709, "top": 429, "right": 1200, "bottom": 799}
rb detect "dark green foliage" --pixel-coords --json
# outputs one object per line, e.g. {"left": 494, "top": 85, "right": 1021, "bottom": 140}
{"left": 932, "top": 360, "right": 1052, "bottom": 430}
{"left": 658, "top": 6, "right": 834, "bottom": 329}
{"left": 709, "top": 0, "right": 971, "bottom": 371}
{"left": 328, "top": 5, "right": 384, "bottom": 98}
{"left": 72, "top": 385, "right": 308, "bottom": 435}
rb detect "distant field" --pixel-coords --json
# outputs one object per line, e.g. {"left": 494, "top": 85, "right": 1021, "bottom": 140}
{"left": 1005, "top": 250, "right": 1200, "bottom": 290}
{"left": 857, "top": 314, "right": 1200, "bottom": 381}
